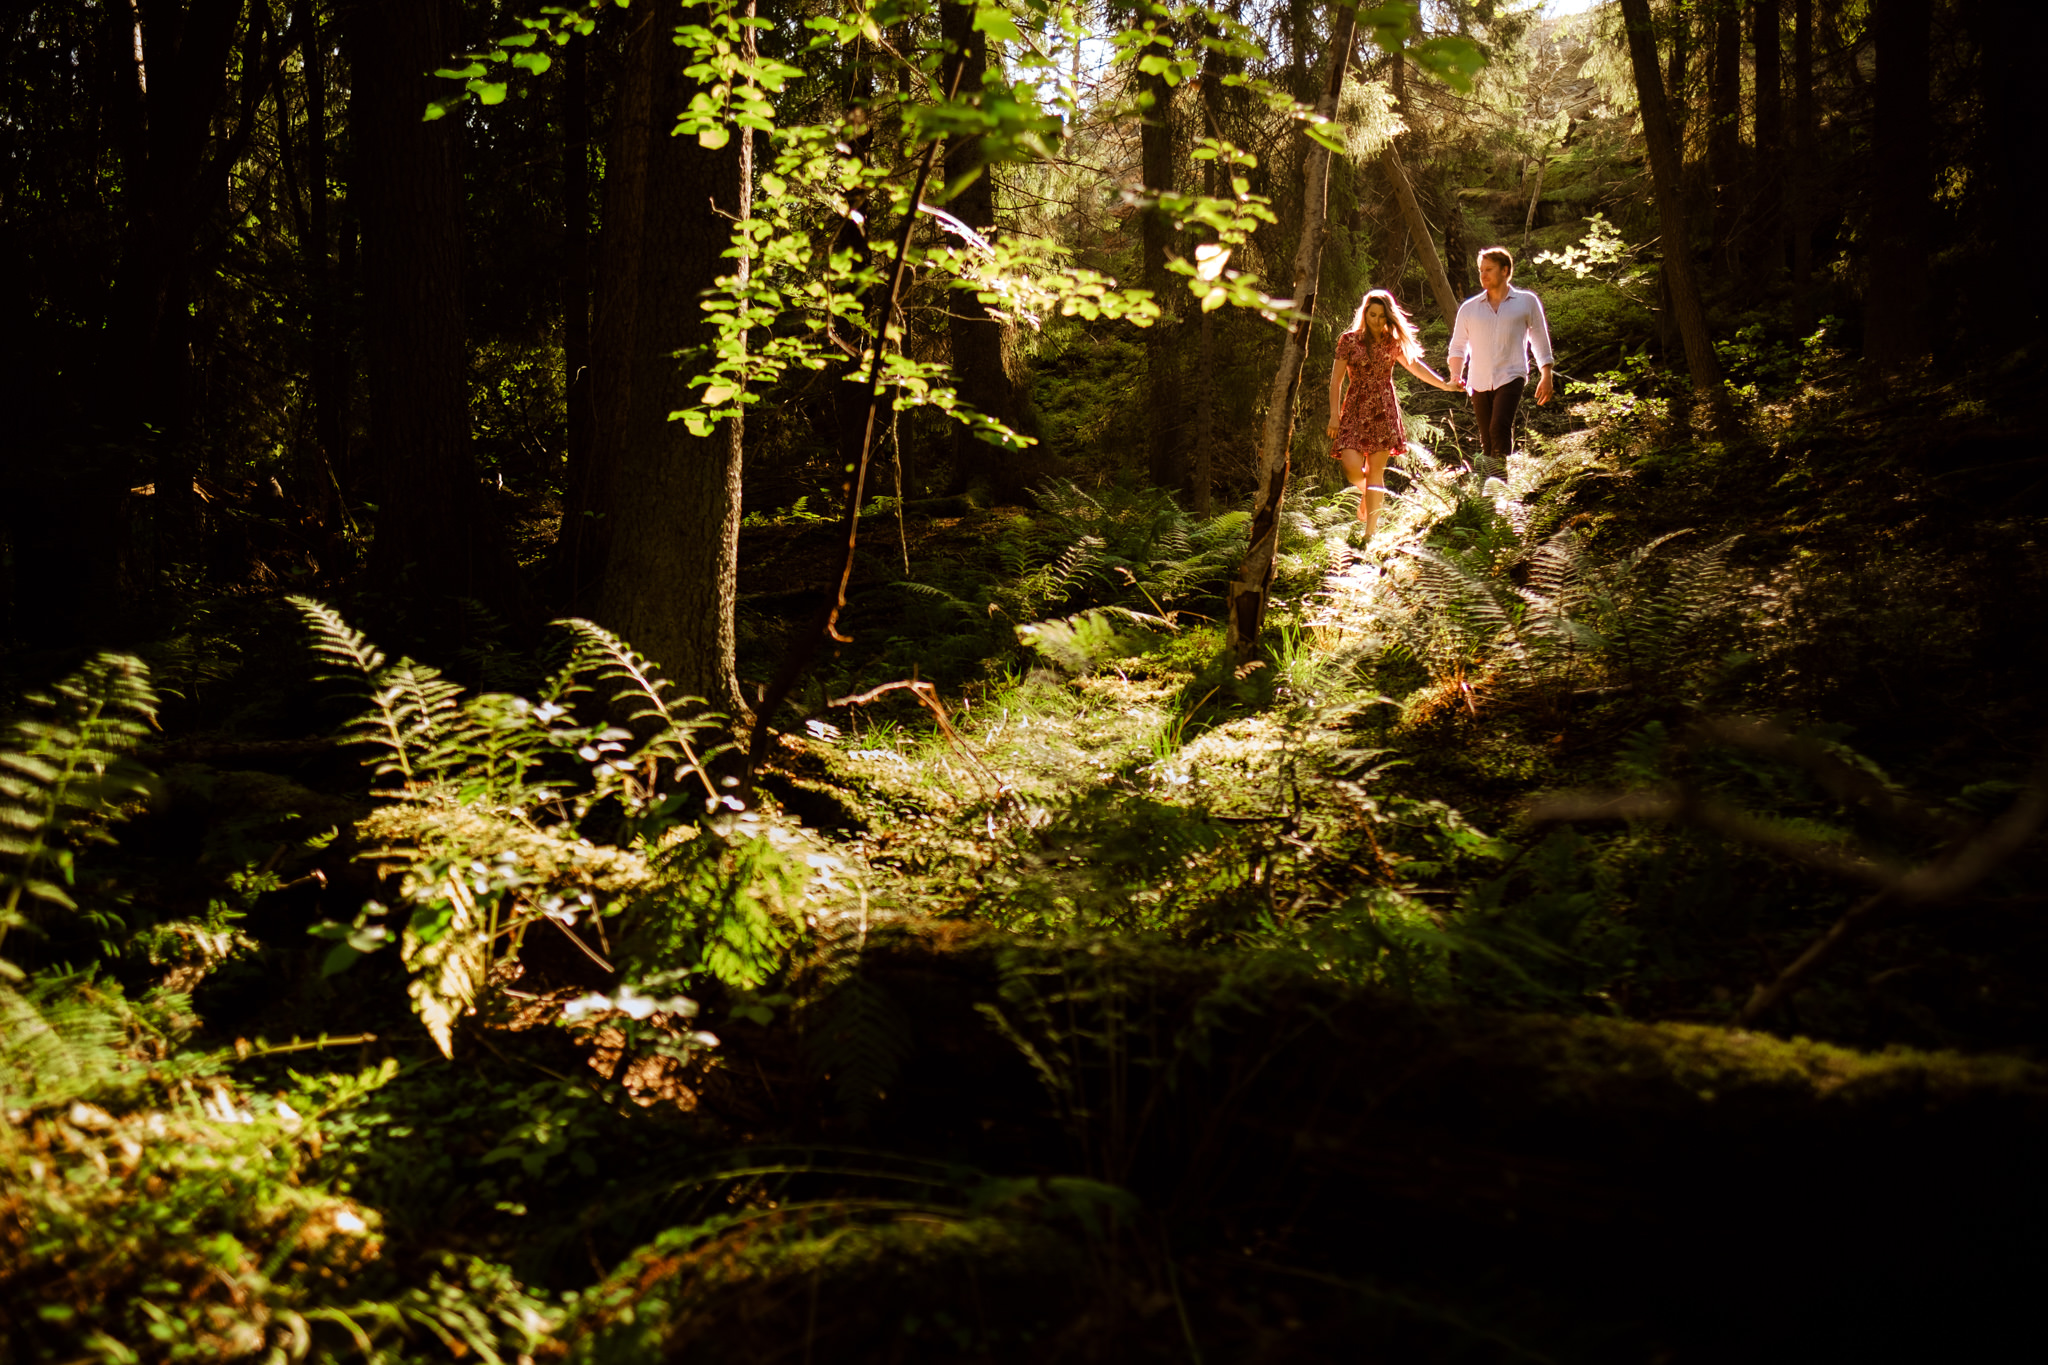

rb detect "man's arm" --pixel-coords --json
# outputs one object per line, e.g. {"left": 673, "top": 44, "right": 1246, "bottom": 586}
{"left": 1447, "top": 301, "right": 1470, "bottom": 388}
{"left": 1526, "top": 292, "right": 1556, "bottom": 405}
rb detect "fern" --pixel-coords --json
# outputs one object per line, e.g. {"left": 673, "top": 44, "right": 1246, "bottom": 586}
{"left": 801, "top": 913, "right": 914, "bottom": 1122}
{"left": 292, "top": 596, "right": 473, "bottom": 782}
{"left": 1386, "top": 546, "right": 1522, "bottom": 685}
{"left": 1599, "top": 533, "right": 1742, "bottom": 680}
{"left": 0, "top": 654, "right": 158, "bottom": 965}
{"left": 555, "top": 618, "right": 724, "bottom": 809}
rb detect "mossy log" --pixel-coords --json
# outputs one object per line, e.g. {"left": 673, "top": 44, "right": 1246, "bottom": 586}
{"left": 665, "top": 922, "right": 2048, "bottom": 1362}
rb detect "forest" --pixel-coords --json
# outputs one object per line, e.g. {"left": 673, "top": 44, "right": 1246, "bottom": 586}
{"left": 1, "top": 0, "right": 2043, "bottom": 1358}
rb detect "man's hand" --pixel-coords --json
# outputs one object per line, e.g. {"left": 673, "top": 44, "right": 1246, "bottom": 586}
{"left": 1535, "top": 368, "right": 1554, "bottom": 406}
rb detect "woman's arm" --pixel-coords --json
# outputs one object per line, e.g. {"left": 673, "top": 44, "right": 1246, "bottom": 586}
{"left": 1325, "top": 357, "right": 1349, "bottom": 434}
{"left": 1400, "top": 353, "right": 1463, "bottom": 392}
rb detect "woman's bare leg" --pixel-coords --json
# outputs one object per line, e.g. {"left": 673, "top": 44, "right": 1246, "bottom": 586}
{"left": 1362, "top": 449, "right": 1393, "bottom": 538}
{"left": 1336, "top": 448, "right": 1370, "bottom": 521}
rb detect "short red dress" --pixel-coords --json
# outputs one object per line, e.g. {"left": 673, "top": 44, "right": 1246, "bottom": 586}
{"left": 1330, "top": 329, "right": 1405, "bottom": 458}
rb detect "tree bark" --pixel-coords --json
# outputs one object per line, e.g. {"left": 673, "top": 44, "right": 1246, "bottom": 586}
{"left": 353, "top": 0, "right": 499, "bottom": 604}
{"left": 939, "top": 0, "right": 1032, "bottom": 504}
{"left": 1619, "top": 0, "right": 1728, "bottom": 414}
{"left": 1861, "top": 0, "right": 1931, "bottom": 373}
{"left": 593, "top": 0, "right": 751, "bottom": 722}
{"left": 1665, "top": 0, "right": 1689, "bottom": 140}
{"left": 294, "top": 0, "right": 348, "bottom": 538}
{"left": 556, "top": 1, "right": 656, "bottom": 612}
{"left": 105, "top": 0, "right": 246, "bottom": 568}
{"left": 1750, "top": 0, "right": 1784, "bottom": 281}
{"left": 562, "top": 33, "right": 593, "bottom": 538}
{"left": 1224, "top": 3, "right": 1358, "bottom": 666}
{"left": 1789, "top": 0, "right": 1814, "bottom": 329}
{"left": 1138, "top": 4, "right": 1182, "bottom": 495}
{"left": 1708, "top": 0, "right": 1743, "bottom": 269}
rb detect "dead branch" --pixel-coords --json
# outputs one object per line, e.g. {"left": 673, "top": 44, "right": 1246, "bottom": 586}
{"left": 1524, "top": 738, "right": 2048, "bottom": 1029}
{"left": 828, "top": 679, "right": 1009, "bottom": 804}
{"left": 744, "top": 51, "right": 971, "bottom": 777}
{"left": 1523, "top": 787, "right": 1905, "bottom": 888}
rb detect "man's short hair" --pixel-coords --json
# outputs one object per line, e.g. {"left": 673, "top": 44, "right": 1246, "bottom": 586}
{"left": 1478, "top": 246, "right": 1514, "bottom": 277}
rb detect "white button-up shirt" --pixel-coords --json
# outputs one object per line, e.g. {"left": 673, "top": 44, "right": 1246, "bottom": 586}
{"left": 1449, "top": 286, "right": 1554, "bottom": 394}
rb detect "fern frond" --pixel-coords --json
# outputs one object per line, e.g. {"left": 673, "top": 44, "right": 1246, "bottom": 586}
{"left": 0, "top": 654, "right": 158, "bottom": 952}
{"left": 289, "top": 595, "right": 388, "bottom": 683}
{"left": 555, "top": 619, "right": 723, "bottom": 782}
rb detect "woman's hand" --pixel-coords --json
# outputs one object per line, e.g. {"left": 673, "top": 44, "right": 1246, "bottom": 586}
{"left": 1325, "top": 421, "right": 1340, "bottom": 437}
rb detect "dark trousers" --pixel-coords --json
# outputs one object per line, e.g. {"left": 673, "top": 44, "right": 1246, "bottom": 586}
{"left": 1470, "top": 376, "right": 1525, "bottom": 460}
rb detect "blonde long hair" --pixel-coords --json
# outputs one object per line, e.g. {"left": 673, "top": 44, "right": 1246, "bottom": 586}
{"left": 1347, "top": 289, "right": 1422, "bottom": 364}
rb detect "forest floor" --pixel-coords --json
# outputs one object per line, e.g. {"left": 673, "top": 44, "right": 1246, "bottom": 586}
{"left": 5, "top": 346, "right": 2047, "bottom": 1362}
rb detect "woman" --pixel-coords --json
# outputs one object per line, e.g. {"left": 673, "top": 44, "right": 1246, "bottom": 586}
{"left": 1325, "top": 288, "right": 1461, "bottom": 539}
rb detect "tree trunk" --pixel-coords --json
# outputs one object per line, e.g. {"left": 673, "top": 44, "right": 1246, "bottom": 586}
{"left": 1138, "top": 4, "right": 1182, "bottom": 495}
{"left": 556, "top": 1, "right": 656, "bottom": 612}
{"left": 293, "top": 0, "right": 348, "bottom": 540}
{"left": 1381, "top": 144, "right": 1458, "bottom": 326}
{"left": 939, "top": 0, "right": 1032, "bottom": 504}
{"left": 1619, "top": 0, "right": 1728, "bottom": 414}
{"left": 353, "top": 0, "right": 499, "bottom": 604}
{"left": 1665, "top": 0, "right": 1689, "bottom": 140}
{"left": 1708, "top": 0, "right": 1742, "bottom": 269}
{"left": 1751, "top": 0, "right": 1784, "bottom": 281}
{"left": 563, "top": 33, "right": 593, "bottom": 537}
{"left": 1968, "top": 0, "right": 2044, "bottom": 349}
{"left": 1861, "top": 0, "right": 1932, "bottom": 373}
{"left": 105, "top": 0, "right": 246, "bottom": 569}
{"left": 1192, "top": 29, "right": 1227, "bottom": 520}
{"left": 1520, "top": 144, "right": 1550, "bottom": 264}
{"left": 1224, "top": 3, "right": 1358, "bottom": 666}
{"left": 1789, "top": 0, "right": 1814, "bottom": 329}
{"left": 593, "top": 0, "right": 751, "bottom": 722}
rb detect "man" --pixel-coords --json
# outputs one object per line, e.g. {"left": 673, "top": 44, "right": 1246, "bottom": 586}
{"left": 1447, "top": 246, "right": 1555, "bottom": 462}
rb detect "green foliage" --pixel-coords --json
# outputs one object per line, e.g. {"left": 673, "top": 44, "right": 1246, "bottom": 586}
{"left": 888, "top": 480, "right": 1247, "bottom": 680}
{"left": 292, "top": 602, "right": 815, "bottom": 1054}
{"left": 2, "top": 998, "right": 554, "bottom": 1365}
{"left": 0, "top": 655, "right": 159, "bottom": 969}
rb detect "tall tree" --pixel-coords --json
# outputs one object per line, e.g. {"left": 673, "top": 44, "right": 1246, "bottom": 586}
{"left": 939, "top": 0, "right": 1033, "bottom": 503}
{"left": 352, "top": 0, "right": 500, "bottom": 601}
{"left": 293, "top": 0, "right": 348, "bottom": 534}
{"left": 1618, "top": 0, "right": 1728, "bottom": 414}
{"left": 1707, "top": 0, "right": 1742, "bottom": 268}
{"left": 562, "top": 30, "right": 593, "bottom": 542}
{"left": 593, "top": 0, "right": 751, "bottom": 721}
{"left": 103, "top": 0, "right": 253, "bottom": 559}
{"left": 1750, "top": 0, "right": 1783, "bottom": 280}
{"left": 1225, "top": 1, "right": 1358, "bottom": 665}
{"left": 1861, "top": 0, "right": 1931, "bottom": 372}
{"left": 1789, "top": 0, "right": 1815, "bottom": 328}
{"left": 556, "top": 2, "right": 655, "bottom": 611}
{"left": 1137, "top": 2, "right": 1184, "bottom": 495}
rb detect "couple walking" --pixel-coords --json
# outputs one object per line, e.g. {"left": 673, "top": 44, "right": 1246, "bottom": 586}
{"left": 1323, "top": 246, "right": 1555, "bottom": 539}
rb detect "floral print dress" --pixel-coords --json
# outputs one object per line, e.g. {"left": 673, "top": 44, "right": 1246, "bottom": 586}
{"left": 1330, "top": 328, "right": 1405, "bottom": 458}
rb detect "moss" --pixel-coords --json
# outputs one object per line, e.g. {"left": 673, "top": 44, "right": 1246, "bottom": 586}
{"left": 356, "top": 794, "right": 652, "bottom": 898}
{"left": 561, "top": 1212, "right": 1087, "bottom": 1363}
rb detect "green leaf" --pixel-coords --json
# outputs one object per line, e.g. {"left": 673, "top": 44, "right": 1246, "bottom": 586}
{"left": 697, "top": 123, "right": 732, "bottom": 150}
{"left": 972, "top": 6, "right": 1022, "bottom": 43}
{"left": 474, "top": 80, "right": 509, "bottom": 106}
{"left": 1412, "top": 35, "right": 1487, "bottom": 93}
{"left": 435, "top": 62, "right": 489, "bottom": 79}
{"left": 511, "top": 51, "right": 553, "bottom": 75}
{"left": 1303, "top": 119, "right": 1345, "bottom": 154}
